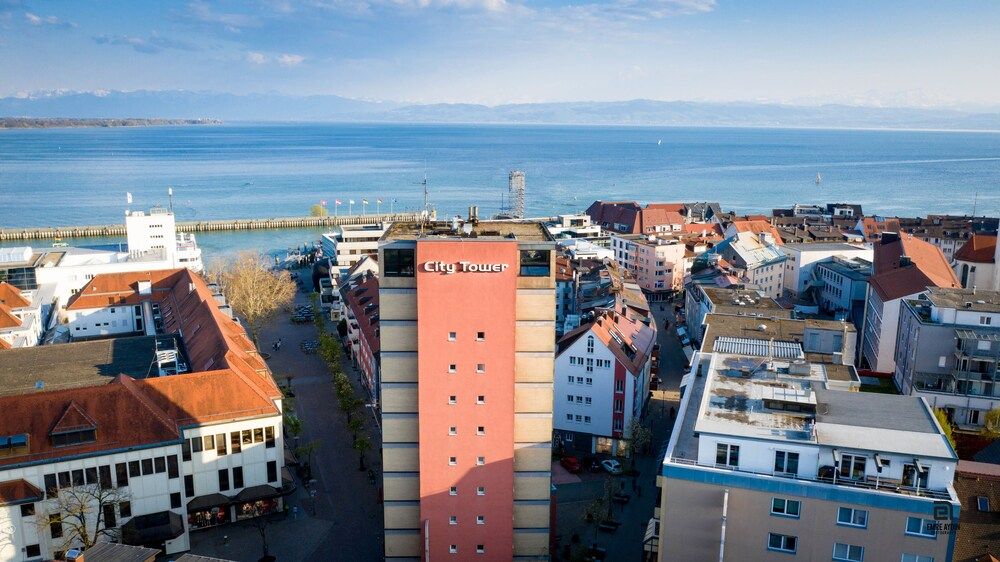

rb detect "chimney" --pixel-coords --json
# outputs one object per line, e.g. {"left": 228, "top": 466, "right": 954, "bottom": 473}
{"left": 899, "top": 255, "right": 912, "bottom": 267}
{"left": 881, "top": 232, "right": 900, "bottom": 244}
{"left": 137, "top": 280, "right": 152, "bottom": 295}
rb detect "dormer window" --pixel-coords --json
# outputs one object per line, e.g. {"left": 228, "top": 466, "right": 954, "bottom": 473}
{"left": 0, "top": 433, "right": 29, "bottom": 457}
{"left": 49, "top": 402, "right": 98, "bottom": 447}
{"left": 51, "top": 428, "right": 96, "bottom": 447}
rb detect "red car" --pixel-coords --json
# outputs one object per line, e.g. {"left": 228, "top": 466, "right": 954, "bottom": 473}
{"left": 560, "top": 456, "right": 582, "bottom": 474}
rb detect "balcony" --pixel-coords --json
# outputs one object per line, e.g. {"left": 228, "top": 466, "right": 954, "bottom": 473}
{"left": 665, "top": 456, "right": 953, "bottom": 501}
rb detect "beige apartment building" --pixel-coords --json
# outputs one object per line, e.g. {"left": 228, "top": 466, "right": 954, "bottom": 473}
{"left": 378, "top": 218, "right": 555, "bottom": 561}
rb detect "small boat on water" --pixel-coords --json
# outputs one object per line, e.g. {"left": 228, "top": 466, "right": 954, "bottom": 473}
{"left": 815, "top": 173, "right": 822, "bottom": 185}
{"left": 657, "top": 139, "right": 662, "bottom": 146}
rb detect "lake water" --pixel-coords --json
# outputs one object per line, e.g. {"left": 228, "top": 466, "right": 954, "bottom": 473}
{"left": 2, "top": 123, "right": 999, "bottom": 258}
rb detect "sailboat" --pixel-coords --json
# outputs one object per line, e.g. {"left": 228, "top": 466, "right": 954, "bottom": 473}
{"left": 657, "top": 139, "right": 662, "bottom": 146}
{"left": 815, "top": 173, "right": 822, "bottom": 185}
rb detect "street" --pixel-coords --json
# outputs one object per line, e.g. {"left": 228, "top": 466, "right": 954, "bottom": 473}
{"left": 552, "top": 302, "right": 688, "bottom": 561}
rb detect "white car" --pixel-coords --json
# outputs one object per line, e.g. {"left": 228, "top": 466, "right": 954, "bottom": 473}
{"left": 601, "top": 459, "right": 623, "bottom": 475}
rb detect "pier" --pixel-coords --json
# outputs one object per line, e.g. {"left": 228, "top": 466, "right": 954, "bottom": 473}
{"left": 0, "top": 212, "right": 431, "bottom": 241}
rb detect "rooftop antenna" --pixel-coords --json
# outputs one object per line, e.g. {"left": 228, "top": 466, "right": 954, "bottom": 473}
{"left": 972, "top": 189, "right": 979, "bottom": 217}
{"left": 168, "top": 186, "right": 174, "bottom": 214}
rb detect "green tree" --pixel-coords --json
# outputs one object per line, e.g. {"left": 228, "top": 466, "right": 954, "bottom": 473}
{"left": 982, "top": 408, "right": 1000, "bottom": 438}
{"left": 310, "top": 203, "right": 328, "bottom": 217}
{"left": 626, "top": 418, "right": 652, "bottom": 461}
{"left": 348, "top": 417, "right": 364, "bottom": 443}
{"left": 353, "top": 434, "right": 371, "bottom": 471}
{"left": 934, "top": 408, "right": 957, "bottom": 449}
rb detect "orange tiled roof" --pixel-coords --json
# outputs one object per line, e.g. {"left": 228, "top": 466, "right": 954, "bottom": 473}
{"left": 860, "top": 217, "right": 901, "bottom": 242}
{"left": 343, "top": 274, "right": 380, "bottom": 355}
{"left": 869, "top": 234, "right": 960, "bottom": 301}
{"left": 66, "top": 270, "right": 185, "bottom": 310}
{"left": 0, "top": 306, "right": 20, "bottom": 329}
{"left": 0, "top": 283, "right": 30, "bottom": 309}
{"left": 955, "top": 234, "right": 997, "bottom": 264}
{"left": 730, "top": 219, "right": 784, "bottom": 244}
{"left": 558, "top": 310, "right": 656, "bottom": 375}
{"left": 0, "top": 339, "right": 10, "bottom": 350}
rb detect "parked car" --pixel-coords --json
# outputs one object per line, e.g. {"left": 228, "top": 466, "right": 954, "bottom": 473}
{"left": 675, "top": 326, "right": 691, "bottom": 347}
{"left": 601, "top": 459, "right": 623, "bottom": 475}
{"left": 559, "top": 456, "right": 582, "bottom": 474}
{"left": 583, "top": 456, "right": 603, "bottom": 473}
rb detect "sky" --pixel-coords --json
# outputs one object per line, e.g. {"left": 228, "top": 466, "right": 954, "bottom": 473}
{"left": 1, "top": 0, "right": 999, "bottom": 108}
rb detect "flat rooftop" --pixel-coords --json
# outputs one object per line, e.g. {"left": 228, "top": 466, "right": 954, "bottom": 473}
{"left": 782, "top": 242, "right": 868, "bottom": 252}
{"left": 383, "top": 220, "right": 553, "bottom": 242}
{"left": 818, "top": 256, "right": 872, "bottom": 280}
{"left": 701, "top": 314, "right": 854, "bottom": 353}
{"left": 926, "top": 286, "right": 1000, "bottom": 313}
{"left": 701, "top": 286, "right": 784, "bottom": 309}
{"left": 0, "top": 334, "right": 184, "bottom": 396}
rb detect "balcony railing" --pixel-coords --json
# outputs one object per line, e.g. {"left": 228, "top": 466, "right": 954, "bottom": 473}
{"left": 665, "top": 456, "right": 953, "bottom": 501}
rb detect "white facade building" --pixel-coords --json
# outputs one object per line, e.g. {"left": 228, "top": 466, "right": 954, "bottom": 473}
{"left": 321, "top": 223, "right": 388, "bottom": 267}
{"left": 780, "top": 243, "right": 872, "bottom": 300}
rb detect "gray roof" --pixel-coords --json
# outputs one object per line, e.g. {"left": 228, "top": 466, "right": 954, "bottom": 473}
{"left": 926, "top": 286, "right": 1000, "bottom": 313}
{"left": 712, "top": 336, "right": 803, "bottom": 358}
{"left": 815, "top": 388, "right": 937, "bottom": 433}
{"left": 175, "top": 555, "right": 238, "bottom": 562}
{"left": 81, "top": 542, "right": 159, "bottom": 562}
{"left": 782, "top": 242, "right": 869, "bottom": 252}
{"left": 0, "top": 335, "right": 181, "bottom": 397}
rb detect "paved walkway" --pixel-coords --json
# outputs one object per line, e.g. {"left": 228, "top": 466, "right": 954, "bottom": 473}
{"left": 185, "top": 273, "right": 384, "bottom": 561}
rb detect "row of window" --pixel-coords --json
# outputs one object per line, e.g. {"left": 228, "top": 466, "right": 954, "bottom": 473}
{"left": 716, "top": 444, "right": 930, "bottom": 487}
{"left": 446, "top": 363, "right": 486, "bottom": 373}
{"left": 448, "top": 456, "right": 487, "bottom": 466}
{"left": 447, "top": 395, "right": 487, "bottom": 404}
{"left": 383, "top": 249, "right": 551, "bottom": 277}
{"left": 566, "top": 376, "right": 594, "bottom": 385}
{"left": 448, "top": 544, "right": 487, "bottom": 554}
{"left": 182, "top": 427, "right": 275, "bottom": 460}
{"left": 448, "top": 425, "right": 487, "bottom": 436}
{"left": 767, "top": 533, "right": 933, "bottom": 561}
{"left": 565, "top": 414, "right": 592, "bottom": 424}
{"left": 448, "top": 514, "right": 487, "bottom": 525}
{"left": 43, "top": 456, "right": 179, "bottom": 497}
{"left": 447, "top": 331, "right": 486, "bottom": 341}
{"left": 566, "top": 395, "right": 593, "bottom": 405}
{"left": 567, "top": 357, "right": 611, "bottom": 369}
{"left": 448, "top": 485, "right": 488, "bottom": 496}
{"left": 184, "top": 461, "right": 279, "bottom": 497}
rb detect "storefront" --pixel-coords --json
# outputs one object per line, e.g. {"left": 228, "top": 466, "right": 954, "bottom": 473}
{"left": 186, "top": 493, "right": 231, "bottom": 530}
{"left": 233, "top": 485, "right": 282, "bottom": 521}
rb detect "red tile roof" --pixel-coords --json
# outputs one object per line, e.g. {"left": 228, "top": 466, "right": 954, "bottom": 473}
{"left": 0, "top": 306, "right": 20, "bottom": 329}
{"left": 869, "top": 234, "right": 960, "bottom": 301}
{"left": 0, "top": 479, "right": 43, "bottom": 506}
{"left": 558, "top": 310, "right": 656, "bottom": 376}
{"left": 955, "top": 234, "right": 997, "bottom": 264}
{"left": 860, "top": 217, "right": 901, "bottom": 242}
{"left": 0, "top": 339, "right": 10, "bottom": 350}
{"left": 0, "top": 267, "right": 282, "bottom": 467}
{"left": 729, "top": 219, "right": 784, "bottom": 244}
{"left": 0, "top": 283, "right": 30, "bottom": 309}
{"left": 51, "top": 401, "right": 99, "bottom": 434}
{"left": 343, "top": 274, "right": 380, "bottom": 355}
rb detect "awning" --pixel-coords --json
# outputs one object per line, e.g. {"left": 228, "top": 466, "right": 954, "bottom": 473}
{"left": 186, "top": 493, "right": 231, "bottom": 513}
{"left": 121, "top": 511, "right": 185, "bottom": 545}
{"left": 232, "top": 484, "right": 280, "bottom": 503}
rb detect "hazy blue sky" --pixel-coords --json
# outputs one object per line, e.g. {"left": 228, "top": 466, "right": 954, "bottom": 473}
{"left": 2, "top": 1, "right": 998, "bottom": 107}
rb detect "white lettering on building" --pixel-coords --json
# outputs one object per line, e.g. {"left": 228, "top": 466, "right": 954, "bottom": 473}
{"left": 422, "top": 261, "right": 509, "bottom": 274}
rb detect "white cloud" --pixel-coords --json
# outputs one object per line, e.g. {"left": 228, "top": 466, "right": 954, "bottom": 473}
{"left": 24, "top": 11, "right": 75, "bottom": 28}
{"left": 246, "top": 51, "right": 268, "bottom": 64}
{"left": 278, "top": 53, "right": 305, "bottom": 66}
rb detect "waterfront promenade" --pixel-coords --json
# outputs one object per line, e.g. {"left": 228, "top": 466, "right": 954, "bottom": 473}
{"left": 0, "top": 211, "right": 429, "bottom": 241}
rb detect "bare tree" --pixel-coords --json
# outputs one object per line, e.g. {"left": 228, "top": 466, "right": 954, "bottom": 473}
{"left": 216, "top": 251, "right": 296, "bottom": 346}
{"left": 309, "top": 203, "right": 328, "bottom": 217}
{"left": 38, "top": 484, "right": 130, "bottom": 552}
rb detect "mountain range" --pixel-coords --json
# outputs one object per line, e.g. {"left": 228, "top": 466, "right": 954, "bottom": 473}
{"left": 3, "top": 90, "right": 1000, "bottom": 130}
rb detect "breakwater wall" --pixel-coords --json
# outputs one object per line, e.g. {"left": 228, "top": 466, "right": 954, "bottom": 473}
{"left": 0, "top": 212, "right": 430, "bottom": 241}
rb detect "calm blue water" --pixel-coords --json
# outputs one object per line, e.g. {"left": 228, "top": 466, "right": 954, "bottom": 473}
{"left": 1, "top": 123, "right": 999, "bottom": 258}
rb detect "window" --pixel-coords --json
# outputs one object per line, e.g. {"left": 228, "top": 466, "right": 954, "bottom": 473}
{"left": 477, "top": 395, "right": 485, "bottom": 404}
{"left": 837, "top": 507, "right": 868, "bottom": 528}
{"left": 476, "top": 363, "right": 485, "bottom": 373}
{"left": 85, "top": 467, "right": 98, "bottom": 485}
{"left": 767, "top": 533, "right": 796, "bottom": 553}
{"left": 477, "top": 486, "right": 486, "bottom": 495}
{"left": 218, "top": 469, "right": 230, "bottom": 491}
{"left": 577, "top": 396, "right": 584, "bottom": 404}
{"left": 477, "top": 515, "right": 485, "bottom": 525}
{"left": 566, "top": 414, "right": 573, "bottom": 421}
{"left": 584, "top": 416, "right": 591, "bottom": 424}
{"left": 169, "top": 491, "right": 182, "bottom": 509}
{"left": 203, "top": 435, "right": 215, "bottom": 451}
{"left": 44, "top": 474, "right": 57, "bottom": 497}
{"left": 115, "top": 463, "right": 128, "bottom": 487}
{"left": 770, "top": 498, "right": 800, "bottom": 518}
{"left": 50, "top": 428, "right": 96, "bottom": 447}
{"left": 233, "top": 466, "right": 244, "bottom": 488}
{"left": 449, "top": 395, "right": 457, "bottom": 404}
{"left": 254, "top": 428, "right": 264, "bottom": 443}
{"left": 477, "top": 545, "right": 485, "bottom": 554}
{"left": 449, "top": 545, "right": 458, "bottom": 554}
{"left": 184, "top": 475, "right": 195, "bottom": 497}
{"left": 585, "top": 397, "right": 592, "bottom": 405}
{"left": 978, "top": 496, "right": 990, "bottom": 511}
{"left": 449, "top": 486, "right": 458, "bottom": 496}
{"left": 154, "top": 456, "right": 166, "bottom": 474}
{"left": 448, "top": 364, "right": 457, "bottom": 373}
{"left": 141, "top": 458, "right": 154, "bottom": 475}
{"left": 449, "top": 515, "right": 458, "bottom": 525}
{"left": 982, "top": 316, "right": 993, "bottom": 326}
{"left": 901, "top": 555, "right": 934, "bottom": 562}
{"left": 20, "top": 503, "right": 34, "bottom": 517}
{"left": 477, "top": 426, "right": 485, "bottom": 435}
{"left": 49, "top": 514, "right": 63, "bottom": 538}
{"left": 384, "top": 248, "right": 415, "bottom": 277}
{"left": 58, "top": 472, "right": 70, "bottom": 489}
{"left": 567, "top": 395, "right": 574, "bottom": 402}
{"left": 448, "top": 332, "right": 457, "bottom": 341}
{"left": 449, "top": 457, "right": 457, "bottom": 465}
{"left": 477, "top": 456, "right": 485, "bottom": 465}
{"left": 105, "top": 502, "right": 119, "bottom": 528}
{"left": 264, "top": 427, "right": 275, "bottom": 449}
{"left": 72, "top": 469, "right": 84, "bottom": 486}
{"left": 575, "top": 415, "right": 582, "bottom": 422}
{"left": 267, "top": 461, "right": 278, "bottom": 483}
{"left": 119, "top": 501, "right": 132, "bottom": 518}
{"left": 449, "top": 427, "right": 457, "bottom": 435}
{"left": 182, "top": 439, "right": 191, "bottom": 461}
{"left": 477, "top": 331, "right": 485, "bottom": 341}
{"left": 519, "top": 249, "right": 551, "bottom": 276}
{"left": 242, "top": 430, "right": 252, "bottom": 445}
{"left": 231, "top": 432, "right": 242, "bottom": 454}
{"left": 716, "top": 443, "right": 739, "bottom": 467}
{"left": 25, "top": 544, "right": 40, "bottom": 558}
{"left": 100, "top": 465, "right": 113, "bottom": 489}
{"left": 191, "top": 437, "right": 203, "bottom": 453}
{"left": 773, "top": 451, "right": 799, "bottom": 475}
{"left": 839, "top": 454, "right": 866, "bottom": 480}
{"left": 587, "top": 336, "right": 595, "bottom": 354}
{"left": 905, "top": 516, "right": 936, "bottom": 538}
{"left": 567, "top": 376, "right": 574, "bottom": 384}
{"left": 585, "top": 378, "right": 593, "bottom": 386}
{"left": 832, "top": 542, "right": 864, "bottom": 562}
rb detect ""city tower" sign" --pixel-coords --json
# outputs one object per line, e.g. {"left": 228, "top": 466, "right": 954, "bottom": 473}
{"left": 422, "top": 261, "right": 510, "bottom": 274}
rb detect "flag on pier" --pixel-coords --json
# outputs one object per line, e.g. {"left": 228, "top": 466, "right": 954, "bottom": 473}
{"left": 349, "top": 199, "right": 355, "bottom": 205}
{"left": 335, "top": 199, "right": 342, "bottom": 205}
{"left": 321, "top": 200, "right": 327, "bottom": 206}
{"left": 126, "top": 192, "right": 133, "bottom": 205}
{"left": 362, "top": 198, "right": 369, "bottom": 205}
{"left": 377, "top": 198, "right": 383, "bottom": 204}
